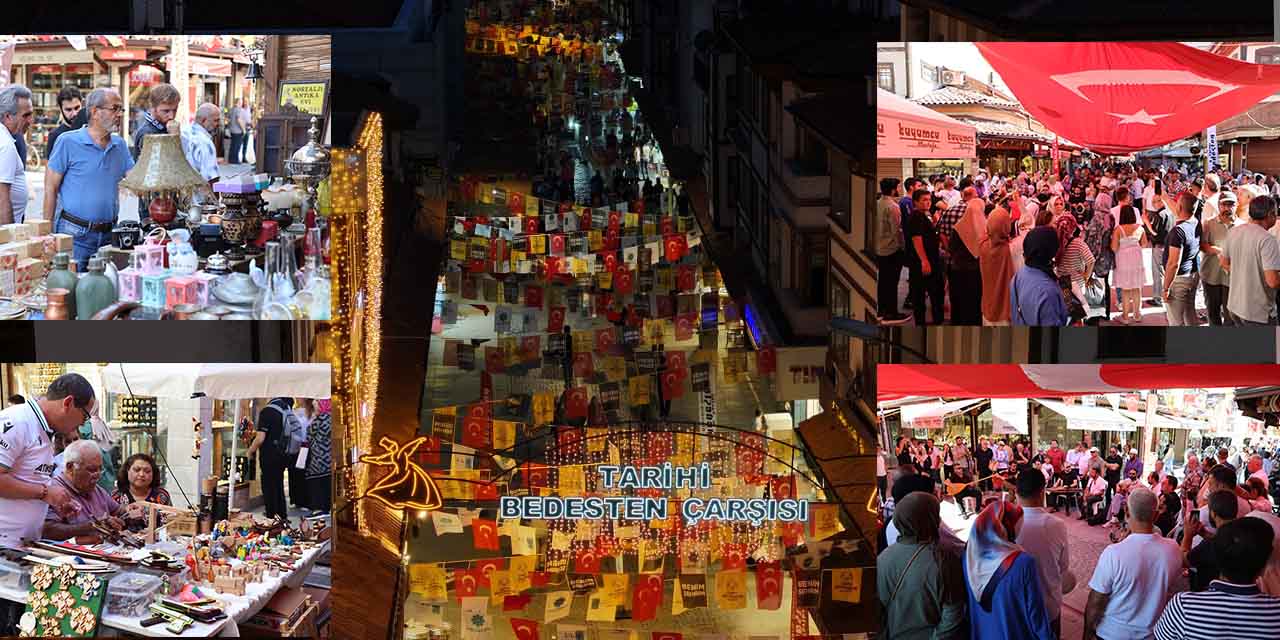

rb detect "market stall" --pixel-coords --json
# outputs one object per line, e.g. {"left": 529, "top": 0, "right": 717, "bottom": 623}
{"left": 0, "top": 363, "right": 332, "bottom": 637}
{"left": 877, "top": 88, "right": 978, "bottom": 181}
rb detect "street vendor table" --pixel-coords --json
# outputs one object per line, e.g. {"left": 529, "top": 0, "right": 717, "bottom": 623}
{"left": 0, "top": 540, "right": 329, "bottom": 637}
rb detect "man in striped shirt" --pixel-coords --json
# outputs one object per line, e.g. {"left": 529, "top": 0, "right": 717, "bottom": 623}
{"left": 1155, "top": 517, "right": 1280, "bottom": 639}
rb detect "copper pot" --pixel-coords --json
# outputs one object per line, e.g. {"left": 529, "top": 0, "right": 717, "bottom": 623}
{"left": 149, "top": 197, "right": 177, "bottom": 224}
{"left": 45, "top": 288, "right": 71, "bottom": 320}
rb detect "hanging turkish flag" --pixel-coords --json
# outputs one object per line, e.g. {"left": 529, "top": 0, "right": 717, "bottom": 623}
{"left": 757, "top": 346, "right": 777, "bottom": 375}
{"left": 530, "top": 571, "right": 552, "bottom": 587}
{"left": 652, "top": 633, "right": 682, "bottom": 640}
{"left": 524, "top": 216, "right": 540, "bottom": 235}
{"left": 595, "top": 327, "right": 617, "bottom": 354}
{"left": 720, "top": 543, "right": 748, "bottom": 570}
{"left": 510, "top": 618, "right": 539, "bottom": 640}
{"left": 545, "top": 255, "right": 563, "bottom": 277}
{"left": 664, "top": 234, "right": 687, "bottom": 262}
{"left": 975, "top": 42, "right": 1280, "bottom": 154}
{"left": 508, "top": 191, "right": 525, "bottom": 215}
{"left": 661, "top": 216, "right": 675, "bottom": 235}
{"left": 454, "top": 569, "right": 481, "bottom": 599}
{"left": 547, "top": 306, "right": 566, "bottom": 333}
{"left": 521, "top": 335, "right": 542, "bottom": 361}
{"left": 605, "top": 227, "right": 621, "bottom": 250}
{"left": 550, "top": 234, "right": 566, "bottom": 256}
{"left": 656, "top": 294, "right": 674, "bottom": 318}
{"left": 524, "top": 463, "right": 550, "bottom": 488}
{"left": 674, "top": 313, "right": 697, "bottom": 341}
{"left": 770, "top": 475, "right": 797, "bottom": 500}
{"left": 474, "top": 558, "right": 507, "bottom": 587}
{"left": 468, "top": 402, "right": 490, "bottom": 420}
{"left": 581, "top": 209, "right": 592, "bottom": 229}
{"left": 781, "top": 521, "right": 805, "bottom": 548}
{"left": 615, "top": 268, "right": 635, "bottom": 295}
{"left": 473, "top": 518, "right": 500, "bottom": 550}
{"left": 461, "top": 415, "right": 491, "bottom": 449}
{"left": 677, "top": 265, "right": 696, "bottom": 291}
{"left": 474, "top": 481, "right": 499, "bottom": 501}
{"left": 565, "top": 387, "right": 589, "bottom": 419}
{"left": 525, "top": 285, "right": 544, "bottom": 308}
{"left": 632, "top": 574, "right": 664, "bottom": 622}
{"left": 575, "top": 547, "right": 601, "bottom": 573}
{"left": 660, "top": 369, "right": 685, "bottom": 400}
{"left": 504, "top": 594, "right": 533, "bottom": 611}
{"left": 756, "top": 562, "right": 783, "bottom": 610}
{"left": 602, "top": 252, "right": 620, "bottom": 274}
{"left": 608, "top": 211, "right": 622, "bottom": 231}
{"left": 667, "top": 351, "right": 687, "bottom": 380}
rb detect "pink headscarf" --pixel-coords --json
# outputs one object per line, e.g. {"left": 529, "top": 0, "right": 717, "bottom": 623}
{"left": 965, "top": 500, "right": 1025, "bottom": 609}
{"left": 1053, "top": 214, "right": 1078, "bottom": 262}
{"left": 316, "top": 399, "right": 331, "bottom": 413}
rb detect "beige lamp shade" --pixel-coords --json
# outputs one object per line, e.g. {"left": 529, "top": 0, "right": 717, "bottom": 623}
{"left": 120, "top": 133, "right": 207, "bottom": 196}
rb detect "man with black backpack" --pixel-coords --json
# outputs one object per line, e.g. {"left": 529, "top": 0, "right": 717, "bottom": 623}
{"left": 244, "top": 397, "right": 305, "bottom": 522}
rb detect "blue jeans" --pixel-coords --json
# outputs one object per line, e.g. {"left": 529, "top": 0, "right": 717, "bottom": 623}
{"left": 53, "top": 216, "right": 112, "bottom": 271}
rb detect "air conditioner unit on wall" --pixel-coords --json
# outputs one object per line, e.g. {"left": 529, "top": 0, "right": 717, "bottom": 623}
{"left": 940, "top": 69, "right": 966, "bottom": 87}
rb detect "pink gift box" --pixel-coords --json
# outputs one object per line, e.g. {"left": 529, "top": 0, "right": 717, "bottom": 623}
{"left": 0, "top": 250, "right": 17, "bottom": 272}
{"left": 192, "top": 273, "right": 218, "bottom": 307}
{"left": 164, "top": 275, "right": 199, "bottom": 309}
{"left": 138, "top": 245, "right": 166, "bottom": 275}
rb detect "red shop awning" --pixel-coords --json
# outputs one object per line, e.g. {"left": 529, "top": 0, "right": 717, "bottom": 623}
{"left": 878, "top": 365, "right": 1280, "bottom": 401}
{"left": 877, "top": 88, "right": 977, "bottom": 160}
{"left": 976, "top": 42, "right": 1280, "bottom": 155}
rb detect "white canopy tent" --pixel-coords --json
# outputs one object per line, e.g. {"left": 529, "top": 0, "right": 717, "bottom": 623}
{"left": 1035, "top": 399, "right": 1137, "bottom": 432}
{"left": 101, "top": 363, "right": 331, "bottom": 510}
{"left": 901, "top": 399, "right": 987, "bottom": 430}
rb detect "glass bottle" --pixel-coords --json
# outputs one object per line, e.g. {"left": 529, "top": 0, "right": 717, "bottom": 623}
{"left": 117, "top": 252, "right": 143, "bottom": 303}
{"left": 45, "top": 253, "right": 78, "bottom": 319}
{"left": 76, "top": 257, "right": 117, "bottom": 320}
{"left": 253, "top": 241, "right": 293, "bottom": 320}
{"left": 294, "top": 227, "right": 330, "bottom": 320}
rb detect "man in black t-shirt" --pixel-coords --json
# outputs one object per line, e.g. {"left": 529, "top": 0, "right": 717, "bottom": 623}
{"left": 1162, "top": 191, "right": 1202, "bottom": 325}
{"left": 245, "top": 397, "right": 294, "bottom": 520}
{"left": 1183, "top": 489, "right": 1239, "bottom": 591}
{"left": 1146, "top": 194, "right": 1175, "bottom": 306}
{"left": 1155, "top": 475, "right": 1182, "bottom": 537}
{"left": 904, "top": 189, "right": 945, "bottom": 325}
{"left": 1104, "top": 446, "right": 1124, "bottom": 505}
{"left": 974, "top": 437, "right": 995, "bottom": 491}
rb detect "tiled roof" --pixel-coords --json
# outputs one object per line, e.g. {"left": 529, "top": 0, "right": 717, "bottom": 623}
{"left": 914, "top": 86, "right": 1022, "bottom": 111}
{"left": 953, "top": 117, "right": 1046, "bottom": 141}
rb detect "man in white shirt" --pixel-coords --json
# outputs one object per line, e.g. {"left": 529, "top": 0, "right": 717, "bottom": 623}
{"left": 1066, "top": 442, "right": 1084, "bottom": 476}
{"left": 0, "top": 85, "right": 33, "bottom": 224}
{"left": 1152, "top": 460, "right": 1169, "bottom": 485}
{"left": 1016, "top": 469, "right": 1073, "bottom": 636}
{"left": 1082, "top": 467, "right": 1109, "bottom": 521}
{"left": 1085, "top": 487, "right": 1183, "bottom": 640}
{"left": 937, "top": 176, "right": 961, "bottom": 209}
{"left": 180, "top": 103, "right": 222, "bottom": 189}
{"left": 1250, "top": 454, "right": 1270, "bottom": 490}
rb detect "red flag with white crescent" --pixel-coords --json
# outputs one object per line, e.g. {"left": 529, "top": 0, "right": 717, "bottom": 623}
{"left": 677, "top": 265, "right": 696, "bottom": 291}
{"left": 664, "top": 234, "right": 687, "bottom": 262}
{"left": 575, "top": 547, "right": 601, "bottom": 573}
{"left": 524, "top": 216, "right": 540, "bottom": 235}
{"left": 525, "top": 285, "right": 544, "bottom": 309}
{"left": 461, "top": 415, "right": 491, "bottom": 449}
{"left": 547, "top": 306, "right": 566, "bottom": 333}
{"left": 454, "top": 569, "right": 480, "bottom": 599}
{"left": 504, "top": 594, "right": 533, "bottom": 611}
{"left": 595, "top": 327, "right": 617, "bottom": 354}
{"left": 631, "top": 573, "right": 664, "bottom": 622}
{"left": 757, "top": 346, "right": 777, "bottom": 375}
{"left": 667, "top": 351, "right": 687, "bottom": 380}
{"left": 975, "top": 42, "right": 1280, "bottom": 154}
{"left": 474, "top": 558, "right": 506, "bottom": 587}
{"left": 661, "top": 369, "right": 685, "bottom": 400}
{"left": 615, "top": 268, "right": 634, "bottom": 295}
{"left": 674, "top": 313, "right": 696, "bottom": 341}
{"left": 510, "top": 618, "right": 539, "bottom": 640}
{"left": 521, "top": 335, "right": 541, "bottom": 361}
{"left": 508, "top": 191, "right": 525, "bottom": 215}
{"left": 565, "top": 387, "right": 589, "bottom": 419}
{"left": 572, "top": 352, "right": 595, "bottom": 378}
{"left": 720, "top": 543, "right": 747, "bottom": 570}
{"left": 756, "top": 561, "right": 783, "bottom": 610}
{"left": 472, "top": 519, "right": 500, "bottom": 551}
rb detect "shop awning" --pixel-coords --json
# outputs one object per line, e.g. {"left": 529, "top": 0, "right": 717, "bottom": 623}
{"left": 1117, "top": 410, "right": 1185, "bottom": 430}
{"left": 1035, "top": 399, "right": 1137, "bottom": 432}
{"left": 879, "top": 365, "right": 1280, "bottom": 401}
{"left": 161, "top": 53, "right": 233, "bottom": 77}
{"left": 877, "top": 88, "right": 977, "bottom": 160}
{"left": 900, "top": 398, "right": 986, "bottom": 430}
{"left": 102, "top": 363, "right": 331, "bottom": 399}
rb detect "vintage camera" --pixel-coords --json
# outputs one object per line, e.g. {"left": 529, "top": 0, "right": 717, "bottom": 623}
{"left": 112, "top": 221, "right": 143, "bottom": 249}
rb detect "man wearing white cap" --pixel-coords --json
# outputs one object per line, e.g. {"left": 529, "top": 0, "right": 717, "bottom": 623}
{"left": 1123, "top": 448, "right": 1144, "bottom": 480}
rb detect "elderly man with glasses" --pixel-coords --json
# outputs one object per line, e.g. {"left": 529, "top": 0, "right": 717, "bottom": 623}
{"left": 42, "top": 87, "right": 134, "bottom": 271}
{"left": 41, "top": 439, "right": 136, "bottom": 544}
{"left": 0, "top": 85, "right": 33, "bottom": 225}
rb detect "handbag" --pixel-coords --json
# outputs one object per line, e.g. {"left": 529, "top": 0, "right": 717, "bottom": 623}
{"left": 1084, "top": 276, "right": 1107, "bottom": 308}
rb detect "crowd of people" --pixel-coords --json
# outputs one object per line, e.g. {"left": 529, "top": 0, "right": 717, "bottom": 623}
{"left": 877, "top": 434, "right": 1280, "bottom": 639}
{"left": 875, "top": 164, "right": 1280, "bottom": 326}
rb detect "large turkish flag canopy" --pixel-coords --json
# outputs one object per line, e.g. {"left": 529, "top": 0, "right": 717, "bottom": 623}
{"left": 976, "top": 42, "right": 1280, "bottom": 155}
{"left": 878, "top": 364, "right": 1280, "bottom": 401}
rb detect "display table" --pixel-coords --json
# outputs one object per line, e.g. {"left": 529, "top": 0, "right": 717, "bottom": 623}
{"left": 0, "top": 540, "right": 329, "bottom": 638}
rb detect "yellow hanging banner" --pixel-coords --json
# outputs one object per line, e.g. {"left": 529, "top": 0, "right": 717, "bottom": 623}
{"left": 714, "top": 571, "right": 747, "bottom": 610}
{"left": 831, "top": 568, "right": 864, "bottom": 604}
{"left": 492, "top": 420, "right": 517, "bottom": 451}
{"left": 409, "top": 564, "right": 447, "bottom": 602}
{"left": 629, "top": 375, "right": 650, "bottom": 406}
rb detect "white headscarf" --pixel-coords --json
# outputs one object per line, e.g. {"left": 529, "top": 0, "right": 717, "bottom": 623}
{"left": 965, "top": 500, "right": 1025, "bottom": 609}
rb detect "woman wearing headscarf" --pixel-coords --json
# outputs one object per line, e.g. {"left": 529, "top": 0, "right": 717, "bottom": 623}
{"left": 947, "top": 198, "right": 986, "bottom": 325}
{"left": 1011, "top": 226, "right": 1069, "bottom": 326}
{"left": 1054, "top": 214, "right": 1095, "bottom": 314}
{"left": 979, "top": 207, "right": 1014, "bottom": 326}
{"left": 877, "top": 492, "right": 967, "bottom": 640}
{"left": 963, "top": 500, "right": 1055, "bottom": 640}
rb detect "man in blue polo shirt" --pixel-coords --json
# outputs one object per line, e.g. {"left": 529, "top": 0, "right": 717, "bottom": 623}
{"left": 41, "top": 88, "right": 134, "bottom": 270}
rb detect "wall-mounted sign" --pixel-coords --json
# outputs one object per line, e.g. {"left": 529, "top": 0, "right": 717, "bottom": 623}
{"left": 775, "top": 346, "right": 827, "bottom": 401}
{"left": 360, "top": 436, "right": 443, "bottom": 512}
{"left": 279, "top": 79, "right": 329, "bottom": 118}
{"left": 499, "top": 463, "right": 808, "bottom": 526}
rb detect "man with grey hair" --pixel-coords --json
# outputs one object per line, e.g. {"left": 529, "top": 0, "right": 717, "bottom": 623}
{"left": 41, "top": 440, "right": 130, "bottom": 543}
{"left": 1085, "top": 487, "right": 1183, "bottom": 640}
{"left": 181, "top": 102, "right": 221, "bottom": 188}
{"left": 0, "top": 84, "right": 33, "bottom": 224}
{"left": 43, "top": 87, "right": 134, "bottom": 270}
